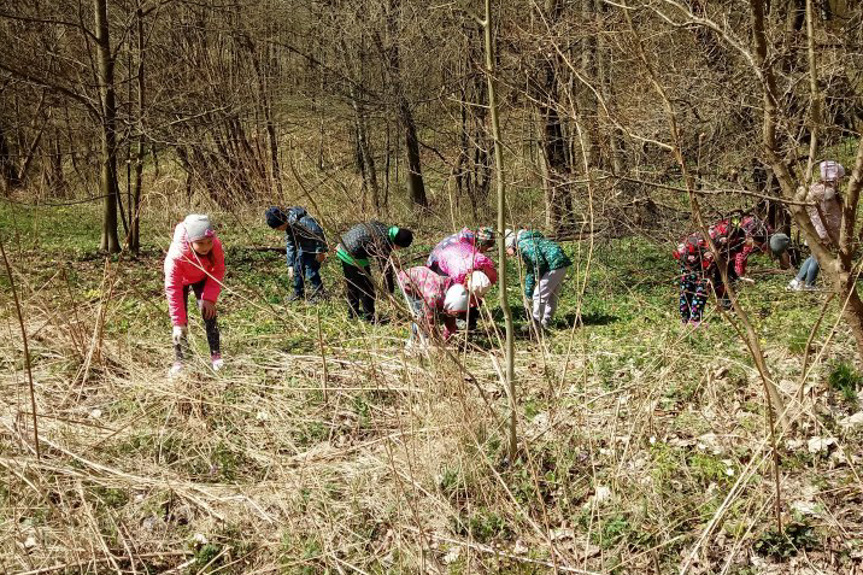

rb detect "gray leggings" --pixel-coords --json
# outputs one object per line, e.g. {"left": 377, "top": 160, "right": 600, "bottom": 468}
{"left": 796, "top": 255, "right": 820, "bottom": 287}
{"left": 174, "top": 280, "right": 220, "bottom": 360}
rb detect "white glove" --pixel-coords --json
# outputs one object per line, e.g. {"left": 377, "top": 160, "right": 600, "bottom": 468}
{"left": 172, "top": 325, "right": 188, "bottom": 345}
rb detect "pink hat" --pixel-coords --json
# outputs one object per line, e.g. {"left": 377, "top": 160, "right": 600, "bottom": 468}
{"left": 820, "top": 160, "right": 845, "bottom": 183}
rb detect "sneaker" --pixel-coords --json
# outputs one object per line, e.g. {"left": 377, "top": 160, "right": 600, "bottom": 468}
{"left": 787, "top": 278, "right": 802, "bottom": 292}
{"left": 803, "top": 284, "right": 819, "bottom": 292}
{"left": 211, "top": 353, "right": 224, "bottom": 371}
{"left": 169, "top": 362, "right": 184, "bottom": 377}
{"left": 286, "top": 293, "right": 304, "bottom": 303}
{"left": 688, "top": 320, "right": 707, "bottom": 329}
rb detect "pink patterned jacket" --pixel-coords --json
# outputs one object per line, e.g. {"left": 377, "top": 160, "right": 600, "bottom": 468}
{"left": 433, "top": 241, "right": 498, "bottom": 286}
{"left": 397, "top": 266, "right": 458, "bottom": 339}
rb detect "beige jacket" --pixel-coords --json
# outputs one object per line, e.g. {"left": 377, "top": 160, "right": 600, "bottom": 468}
{"left": 806, "top": 182, "right": 842, "bottom": 243}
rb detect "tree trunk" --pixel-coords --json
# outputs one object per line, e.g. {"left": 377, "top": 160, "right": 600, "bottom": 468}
{"left": 251, "top": 41, "right": 283, "bottom": 199}
{"left": 535, "top": 0, "right": 573, "bottom": 233}
{"left": 838, "top": 272, "right": 863, "bottom": 360}
{"left": 128, "top": 6, "right": 145, "bottom": 255}
{"left": 540, "top": 85, "right": 573, "bottom": 232}
{"left": 483, "top": 0, "right": 516, "bottom": 460}
{"left": 0, "top": 123, "right": 19, "bottom": 193}
{"left": 385, "top": 0, "right": 427, "bottom": 207}
{"left": 349, "top": 85, "right": 380, "bottom": 213}
{"left": 401, "top": 101, "right": 427, "bottom": 207}
{"left": 95, "top": 0, "right": 121, "bottom": 253}
{"left": 47, "top": 130, "right": 67, "bottom": 199}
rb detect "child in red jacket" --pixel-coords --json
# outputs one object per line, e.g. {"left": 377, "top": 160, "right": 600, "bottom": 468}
{"left": 673, "top": 232, "right": 713, "bottom": 325}
{"left": 164, "top": 214, "right": 226, "bottom": 375}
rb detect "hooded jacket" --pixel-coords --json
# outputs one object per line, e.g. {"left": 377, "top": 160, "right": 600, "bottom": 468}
{"left": 164, "top": 221, "right": 226, "bottom": 327}
{"left": 431, "top": 241, "right": 498, "bottom": 287}
{"left": 673, "top": 232, "right": 714, "bottom": 274}
{"left": 337, "top": 221, "right": 397, "bottom": 292}
{"left": 427, "top": 228, "right": 479, "bottom": 268}
{"left": 514, "top": 231, "right": 571, "bottom": 298}
{"left": 397, "top": 266, "right": 458, "bottom": 339}
{"left": 284, "top": 206, "right": 327, "bottom": 266}
{"left": 339, "top": 221, "right": 394, "bottom": 263}
{"left": 806, "top": 182, "right": 842, "bottom": 243}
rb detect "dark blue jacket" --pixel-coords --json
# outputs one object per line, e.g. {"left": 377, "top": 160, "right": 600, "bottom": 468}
{"left": 285, "top": 207, "right": 327, "bottom": 266}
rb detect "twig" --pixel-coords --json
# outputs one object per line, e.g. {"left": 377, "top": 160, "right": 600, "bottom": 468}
{"left": 408, "top": 527, "right": 602, "bottom": 575}
{"left": 14, "top": 552, "right": 190, "bottom": 575}
{"left": 0, "top": 233, "right": 40, "bottom": 458}
{"left": 798, "top": 292, "right": 835, "bottom": 400}
{"left": 316, "top": 305, "right": 329, "bottom": 403}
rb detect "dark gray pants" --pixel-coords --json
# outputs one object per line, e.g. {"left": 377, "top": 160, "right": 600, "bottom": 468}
{"left": 174, "top": 280, "right": 220, "bottom": 361}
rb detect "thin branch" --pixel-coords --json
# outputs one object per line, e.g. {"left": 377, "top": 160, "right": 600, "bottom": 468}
{"left": 0, "top": 234, "right": 40, "bottom": 459}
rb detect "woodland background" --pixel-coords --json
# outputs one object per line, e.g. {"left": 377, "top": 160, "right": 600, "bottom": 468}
{"left": 2, "top": 0, "right": 863, "bottom": 573}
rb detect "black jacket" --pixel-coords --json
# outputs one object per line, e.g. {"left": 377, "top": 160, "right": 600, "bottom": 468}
{"left": 340, "top": 221, "right": 393, "bottom": 261}
{"left": 340, "top": 221, "right": 396, "bottom": 292}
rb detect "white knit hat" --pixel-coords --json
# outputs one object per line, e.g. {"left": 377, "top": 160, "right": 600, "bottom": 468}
{"left": 467, "top": 271, "right": 491, "bottom": 298}
{"left": 820, "top": 160, "right": 845, "bottom": 183}
{"left": 504, "top": 228, "right": 517, "bottom": 250}
{"left": 443, "top": 284, "right": 469, "bottom": 313}
{"left": 184, "top": 214, "right": 213, "bottom": 242}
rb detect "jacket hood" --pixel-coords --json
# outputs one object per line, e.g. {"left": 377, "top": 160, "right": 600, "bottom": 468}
{"left": 517, "top": 230, "right": 543, "bottom": 242}
{"left": 287, "top": 206, "right": 308, "bottom": 224}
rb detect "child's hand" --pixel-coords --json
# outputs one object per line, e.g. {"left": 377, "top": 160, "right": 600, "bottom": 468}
{"left": 172, "top": 325, "right": 187, "bottom": 344}
{"left": 287, "top": 267, "right": 295, "bottom": 280}
{"left": 199, "top": 300, "right": 217, "bottom": 320}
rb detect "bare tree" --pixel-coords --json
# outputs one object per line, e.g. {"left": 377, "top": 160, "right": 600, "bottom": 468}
{"left": 94, "top": 0, "right": 121, "bottom": 253}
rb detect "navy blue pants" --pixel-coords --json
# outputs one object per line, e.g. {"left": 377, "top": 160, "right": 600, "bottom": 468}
{"left": 292, "top": 252, "right": 323, "bottom": 297}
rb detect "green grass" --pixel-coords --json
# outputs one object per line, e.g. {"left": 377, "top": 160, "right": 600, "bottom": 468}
{"left": 2, "top": 200, "right": 862, "bottom": 574}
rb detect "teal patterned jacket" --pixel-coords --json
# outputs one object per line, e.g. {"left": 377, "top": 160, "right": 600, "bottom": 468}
{"left": 515, "top": 231, "right": 572, "bottom": 298}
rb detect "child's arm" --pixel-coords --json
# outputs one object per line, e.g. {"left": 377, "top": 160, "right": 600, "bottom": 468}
{"left": 475, "top": 252, "right": 498, "bottom": 285}
{"left": 734, "top": 250, "right": 747, "bottom": 277}
{"left": 164, "top": 255, "right": 188, "bottom": 327}
{"left": 442, "top": 315, "right": 458, "bottom": 340}
{"left": 285, "top": 233, "right": 297, "bottom": 267}
{"left": 524, "top": 269, "right": 536, "bottom": 298}
{"left": 383, "top": 262, "right": 395, "bottom": 293}
{"left": 201, "top": 238, "right": 226, "bottom": 304}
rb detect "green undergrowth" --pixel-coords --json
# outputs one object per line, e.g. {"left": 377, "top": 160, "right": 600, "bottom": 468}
{"left": 2, "top": 202, "right": 862, "bottom": 573}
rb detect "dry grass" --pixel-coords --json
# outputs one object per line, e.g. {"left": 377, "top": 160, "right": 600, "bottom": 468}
{"left": 2, "top": 206, "right": 863, "bottom": 574}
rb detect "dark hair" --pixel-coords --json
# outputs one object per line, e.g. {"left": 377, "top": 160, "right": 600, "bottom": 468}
{"left": 393, "top": 228, "right": 414, "bottom": 248}
{"left": 265, "top": 207, "right": 287, "bottom": 229}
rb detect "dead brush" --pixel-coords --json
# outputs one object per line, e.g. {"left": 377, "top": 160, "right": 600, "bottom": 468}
{"left": 4, "top": 212, "right": 863, "bottom": 574}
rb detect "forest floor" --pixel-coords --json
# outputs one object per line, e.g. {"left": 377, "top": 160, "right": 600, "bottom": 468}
{"left": 1, "top": 202, "right": 863, "bottom": 574}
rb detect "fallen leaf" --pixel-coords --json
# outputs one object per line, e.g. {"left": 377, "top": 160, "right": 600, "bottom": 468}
{"left": 839, "top": 411, "right": 863, "bottom": 427}
{"left": 807, "top": 437, "right": 837, "bottom": 454}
